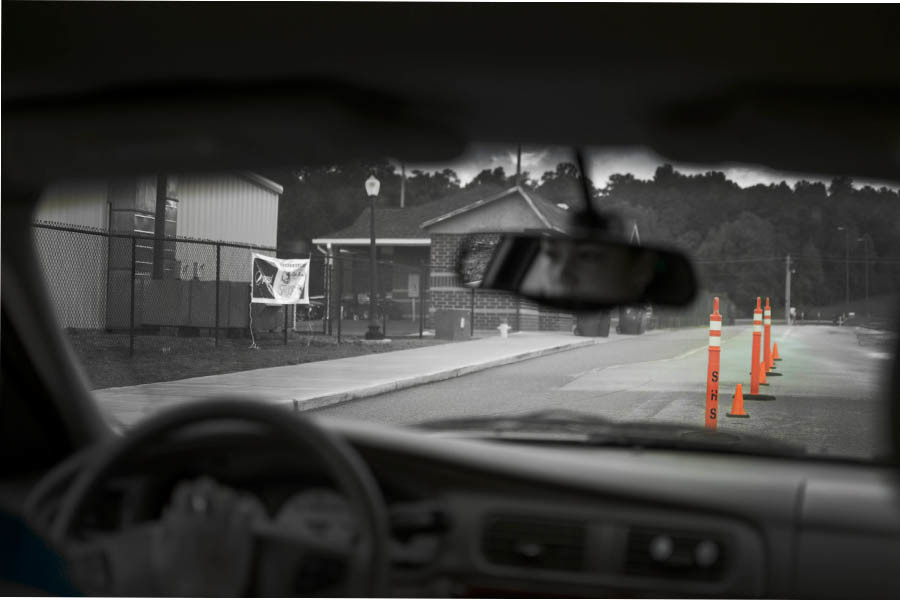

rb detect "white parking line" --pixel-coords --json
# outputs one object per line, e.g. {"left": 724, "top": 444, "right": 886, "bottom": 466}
{"left": 672, "top": 345, "right": 707, "bottom": 360}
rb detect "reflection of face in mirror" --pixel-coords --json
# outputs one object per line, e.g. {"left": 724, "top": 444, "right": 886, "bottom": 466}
{"left": 518, "top": 238, "right": 657, "bottom": 303}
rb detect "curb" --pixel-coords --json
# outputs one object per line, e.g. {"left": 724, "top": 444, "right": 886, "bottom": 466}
{"left": 289, "top": 338, "right": 601, "bottom": 412}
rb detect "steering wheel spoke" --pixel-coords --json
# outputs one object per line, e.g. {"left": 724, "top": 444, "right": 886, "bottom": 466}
{"left": 253, "top": 519, "right": 354, "bottom": 560}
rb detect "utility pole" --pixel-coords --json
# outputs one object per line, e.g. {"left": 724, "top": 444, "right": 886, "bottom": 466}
{"left": 864, "top": 243, "right": 870, "bottom": 317}
{"left": 844, "top": 230, "right": 850, "bottom": 313}
{"left": 837, "top": 225, "right": 849, "bottom": 318}
{"left": 858, "top": 235, "right": 870, "bottom": 317}
{"left": 400, "top": 162, "right": 406, "bottom": 208}
{"left": 152, "top": 174, "right": 169, "bottom": 280}
{"left": 516, "top": 144, "right": 522, "bottom": 186}
{"left": 784, "top": 254, "right": 791, "bottom": 326}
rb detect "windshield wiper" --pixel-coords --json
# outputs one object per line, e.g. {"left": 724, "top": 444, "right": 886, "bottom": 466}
{"left": 421, "top": 409, "right": 613, "bottom": 431}
{"left": 418, "top": 409, "right": 806, "bottom": 458}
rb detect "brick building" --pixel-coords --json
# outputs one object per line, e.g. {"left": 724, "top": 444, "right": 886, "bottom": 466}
{"left": 314, "top": 183, "right": 575, "bottom": 331}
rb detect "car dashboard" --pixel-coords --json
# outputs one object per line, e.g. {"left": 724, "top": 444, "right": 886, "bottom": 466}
{"left": 23, "top": 415, "right": 900, "bottom": 598}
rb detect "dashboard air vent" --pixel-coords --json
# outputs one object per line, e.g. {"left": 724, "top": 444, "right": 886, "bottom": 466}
{"left": 481, "top": 514, "right": 587, "bottom": 572}
{"left": 624, "top": 526, "right": 727, "bottom": 581}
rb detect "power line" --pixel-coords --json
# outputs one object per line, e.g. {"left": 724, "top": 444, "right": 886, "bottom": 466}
{"left": 794, "top": 257, "right": 900, "bottom": 264}
{"left": 694, "top": 257, "right": 782, "bottom": 264}
{"left": 694, "top": 256, "right": 784, "bottom": 263}
{"left": 694, "top": 256, "right": 900, "bottom": 265}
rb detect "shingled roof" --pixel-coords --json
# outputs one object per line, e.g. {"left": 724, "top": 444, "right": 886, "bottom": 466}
{"left": 312, "top": 183, "right": 571, "bottom": 244}
{"left": 421, "top": 185, "right": 571, "bottom": 232}
{"left": 313, "top": 184, "right": 507, "bottom": 243}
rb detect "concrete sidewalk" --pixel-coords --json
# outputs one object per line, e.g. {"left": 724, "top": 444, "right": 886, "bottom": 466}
{"left": 94, "top": 332, "right": 606, "bottom": 427}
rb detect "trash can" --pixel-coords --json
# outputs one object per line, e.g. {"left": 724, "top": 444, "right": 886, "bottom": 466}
{"left": 616, "top": 306, "right": 647, "bottom": 335}
{"left": 574, "top": 311, "right": 611, "bottom": 337}
{"left": 434, "top": 309, "right": 472, "bottom": 340}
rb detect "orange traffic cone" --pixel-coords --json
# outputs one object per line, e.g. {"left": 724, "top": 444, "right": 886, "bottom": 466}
{"left": 727, "top": 384, "right": 749, "bottom": 418}
{"left": 773, "top": 342, "right": 782, "bottom": 361}
{"left": 759, "top": 361, "right": 768, "bottom": 385}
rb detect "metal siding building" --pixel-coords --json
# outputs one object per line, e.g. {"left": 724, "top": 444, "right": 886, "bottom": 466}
{"left": 34, "top": 173, "right": 281, "bottom": 243}
{"left": 33, "top": 173, "right": 282, "bottom": 328}
{"left": 175, "top": 173, "right": 281, "bottom": 283}
{"left": 175, "top": 173, "right": 280, "bottom": 246}
{"left": 34, "top": 181, "right": 110, "bottom": 230}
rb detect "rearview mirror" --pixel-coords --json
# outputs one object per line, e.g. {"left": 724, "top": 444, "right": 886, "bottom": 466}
{"left": 456, "top": 234, "right": 697, "bottom": 311}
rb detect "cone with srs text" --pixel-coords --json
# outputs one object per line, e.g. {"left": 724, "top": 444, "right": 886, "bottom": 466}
{"left": 727, "top": 384, "right": 749, "bottom": 418}
{"left": 759, "top": 361, "right": 768, "bottom": 385}
{"left": 773, "top": 342, "right": 782, "bottom": 361}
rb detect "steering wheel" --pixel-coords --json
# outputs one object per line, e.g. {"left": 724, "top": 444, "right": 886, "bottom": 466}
{"left": 50, "top": 399, "right": 390, "bottom": 596}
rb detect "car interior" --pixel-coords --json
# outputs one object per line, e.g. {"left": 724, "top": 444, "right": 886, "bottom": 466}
{"left": 3, "top": 2, "right": 900, "bottom": 598}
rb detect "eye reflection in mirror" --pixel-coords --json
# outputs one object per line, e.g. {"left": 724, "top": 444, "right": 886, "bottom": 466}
{"left": 456, "top": 233, "right": 697, "bottom": 311}
{"left": 520, "top": 238, "right": 657, "bottom": 304}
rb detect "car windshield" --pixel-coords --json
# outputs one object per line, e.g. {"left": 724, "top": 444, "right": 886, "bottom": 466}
{"left": 31, "top": 145, "right": 900, "bottom": 461}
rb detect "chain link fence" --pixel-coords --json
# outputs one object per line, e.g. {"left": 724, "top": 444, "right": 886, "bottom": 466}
{"left": 32, "top": 222, "right": 293, "bottom": 356}
{"left": 32, "top": 223, "right": 434, "bottom": 357}
{"left": 319, "top": 254, "right": 429, "bottom": 342}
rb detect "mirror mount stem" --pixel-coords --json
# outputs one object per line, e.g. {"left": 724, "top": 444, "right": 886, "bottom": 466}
{"left": 572, "top": 148, "right": 614, "bottom": 235}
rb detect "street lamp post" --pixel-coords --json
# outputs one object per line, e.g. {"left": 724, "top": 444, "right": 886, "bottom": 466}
{"left": 837, "top": 226, "right": 849, "bottom": 320}
{"left": 857, "top": 235, "right": 870, "bottom": 318}
{"left": 365, "top": 174, "right": 383, "bottom": 339}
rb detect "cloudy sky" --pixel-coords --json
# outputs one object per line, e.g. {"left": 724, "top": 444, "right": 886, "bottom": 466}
{"left": 404, "top": 144, "right": 897, "bottom": 191}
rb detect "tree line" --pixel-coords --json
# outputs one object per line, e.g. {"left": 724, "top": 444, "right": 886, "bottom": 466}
{"left": 599, "top": 165, "right": 900, "bottom": 316}
{"left": 269, "top": 161, "right": 900, "bottom": 317}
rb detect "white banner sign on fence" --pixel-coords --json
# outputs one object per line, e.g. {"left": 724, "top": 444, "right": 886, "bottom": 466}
{"left": 251, "top": 253, "right": 310, "bottom": 305}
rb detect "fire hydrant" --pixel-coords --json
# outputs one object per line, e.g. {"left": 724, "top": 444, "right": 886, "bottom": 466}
{"left": 497, "top": 321, "right": 511, "bottom": 338}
